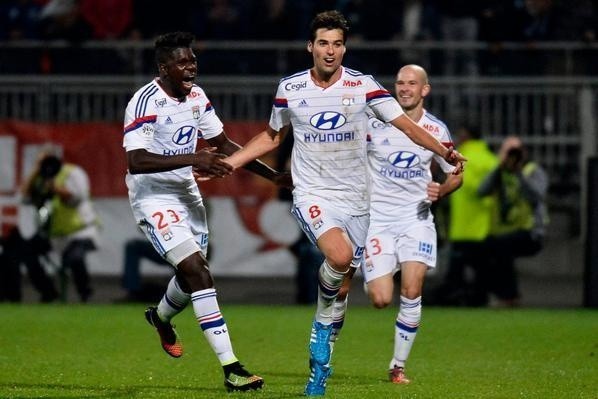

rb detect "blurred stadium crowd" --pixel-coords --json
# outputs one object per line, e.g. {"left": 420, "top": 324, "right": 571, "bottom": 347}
{"left": 2, "top": 0, "right": 596, "bottom": 42}
{"left": 0, "top": 0, "right": 597, "bottom": 76}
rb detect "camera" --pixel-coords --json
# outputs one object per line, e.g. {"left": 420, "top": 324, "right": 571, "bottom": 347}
{"left": 506, "top": 147, "right": 523, "bottom": 162}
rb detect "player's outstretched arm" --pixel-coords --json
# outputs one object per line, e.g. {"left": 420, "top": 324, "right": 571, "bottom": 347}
{"left": 127, "top": 148, "right": 232, "bottom": 177}
{"left": 206, "top": 131, "right": 281, "bottom": 182}
{"left": 224, "top": 126, "right": 284, "bottom": 170}
{"left": 390, "top": 114, "right": 467, "bottom": 165}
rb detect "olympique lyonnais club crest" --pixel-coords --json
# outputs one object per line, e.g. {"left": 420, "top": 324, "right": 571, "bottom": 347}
{"left": 192, "top": 106, "right": 200, "bottom": 120}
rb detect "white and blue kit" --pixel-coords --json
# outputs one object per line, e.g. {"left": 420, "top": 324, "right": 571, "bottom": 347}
{"left": 123, "top": 79, "right": 223, "bottom": 263}
{"left": 270, "top": 67, "right": 405, "bottom": 263}
{"left": 363, "top": 111, "right": 456, "bottom": 281}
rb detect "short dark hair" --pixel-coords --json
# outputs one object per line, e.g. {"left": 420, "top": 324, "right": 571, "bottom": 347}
{"left": 309, "top": 10, "right": 349, "bottom": 43}
{"left": 155, "top": 31, "right": 195, "bottom": 64}
{"left": 39, "top": 155, "right": 62, "bottom": 179}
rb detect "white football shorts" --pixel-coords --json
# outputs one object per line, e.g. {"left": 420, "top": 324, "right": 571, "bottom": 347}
{"left": 362, "top": 220, "right": 437, "bottom": 283}
{"left": 291, "top": 195, "right": 368, "bottom": 267}
{"left": 130, "top": 190, "right": 208, "bottom": 267}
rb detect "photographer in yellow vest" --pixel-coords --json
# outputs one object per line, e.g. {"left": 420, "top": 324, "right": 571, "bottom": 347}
{"left": 29, "top": 153, "right": 100, "bottom": 302}
{"left": 478, "top": 136, "right": 549, "bottom": 306}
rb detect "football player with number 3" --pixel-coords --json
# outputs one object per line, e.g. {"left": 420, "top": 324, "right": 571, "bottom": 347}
{"left": 123, "top": 32, "right": 283, "bottom": 392}
{"left": 332, "top": 64, "right": 463, "bottom": 385}
{"left": 223, "top": 11, "right": 466, "bottom": 396}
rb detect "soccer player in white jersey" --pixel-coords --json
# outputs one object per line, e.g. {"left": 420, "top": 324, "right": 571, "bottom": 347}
{"left": 223, "top": 12, "right": 465, "bottom": 396}
{"left": 123, "top": 32, "right": 281, "bottom": 392}
{"left": 333, "top": 64, "right": 464, "bottom": 385}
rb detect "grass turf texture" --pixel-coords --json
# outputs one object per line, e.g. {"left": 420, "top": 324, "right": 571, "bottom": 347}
{"left": 0, "top": 304, "right": 596, "bottom": 398}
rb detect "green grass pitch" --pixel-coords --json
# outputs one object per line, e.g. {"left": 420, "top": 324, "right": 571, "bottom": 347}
{"left": 0, "top": 304, "right": 596, "bottom": 398}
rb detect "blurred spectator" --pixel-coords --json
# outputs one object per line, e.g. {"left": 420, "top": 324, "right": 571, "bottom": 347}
{"left": 118, "top": 236, "right": 171, "bottom": 302}
{"left": 478, "top": 136, "right": 549, "bottom": 306}
{"left": 568, "top": 0, "right": 596, "bottom": 42}
{"left": 520, "top": 0, "right": 579, "bottom": 54}
{"left": 396, "top": 0, "right": 443, "bottom": 74}
{"left": 192, "top": 0, "right": 253, "bottom": 73}
{"left": 77, "top": 0, "right": 135, "bottom": 73}
{"left": 1, "top": 0, "right": 596, "bottom": 76}
{"left": 1, "top": 151, "right": 67, "bottom": 303}
{"left": 200, "top": 0, "right": 247, "bottom": 39}
{"left": 0, "top": 0, "right": 46, "bottom": 73}
{"left": 36, "top": 0, "right": 91, "bottom": 73}
{"left": 515, "top": 0, "right": 597, "bottom": 74}
{"left": 79, "top": 0, "right": 133, "bottom": 40}
{"left": 131, "top": 0, "right": 214, "bottom": 40}
{"left": 399, "top": 0, "right": 442, "bottom": 41}
{"left": 38, "top": 0, "right": 91, "bottom": 41}
{"left": 333, "top": 0, "right": 404, "bottom": 74}
{"left": 437, "top": 0, "right": 482, "bottom": 76}
{"left": 0, "top": 224, "right": 58, "bottom": 303}
{"left": 0, "top": 0, "right": 43, "bottom": 40}
{"left": 23, "top": 152, "right": 100, "bottom": 302}
{"left": 251, "top": 0, "right": 295, "bottom": 40}
{"left": 477, "top": 1, "right": 527, "bottom": 75}
{"left": 434, "top": 125, "right": 498, "bottom": 306}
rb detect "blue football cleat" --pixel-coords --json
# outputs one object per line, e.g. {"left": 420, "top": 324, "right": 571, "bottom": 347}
{"left": 309, "top": 321, "right": 333, "bottom": 366}
{"left": 304, "top": 359, "right": 332, "bottom": 396}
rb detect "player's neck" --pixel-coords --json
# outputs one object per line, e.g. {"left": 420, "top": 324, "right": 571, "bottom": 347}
{"left": 310, "top": 67, "right": 342, "bottom": 89}
{"left": 156, "top": 78, "right": 186, "bottom": 102}
{"left": 405, "top": 107, "right": 424, "bottom": 123}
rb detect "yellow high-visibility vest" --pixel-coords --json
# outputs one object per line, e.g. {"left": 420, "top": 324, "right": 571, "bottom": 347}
{"left": 49, "top": 164, "right": 87, "bottom": 237}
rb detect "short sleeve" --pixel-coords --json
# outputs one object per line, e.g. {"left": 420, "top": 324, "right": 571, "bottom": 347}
{"left": 365, "top": 76, "right": 404, "bottom": 122}
{"left": 268, "top": 81, "right": 290, "bottom": 132}
{"left": 123, "top": 89, "right": 158, "bottom": 152}
{"left": 197, "top": 95, "right": 224, "bottom": 140}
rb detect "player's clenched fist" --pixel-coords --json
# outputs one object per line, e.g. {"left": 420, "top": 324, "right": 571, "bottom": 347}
{"left": 444, "top": 147, "right": 467, "bottom": 166}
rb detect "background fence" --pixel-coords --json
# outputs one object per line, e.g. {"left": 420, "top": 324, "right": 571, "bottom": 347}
{"left": 1, "top": 73, "right": 596, "bottom": 208}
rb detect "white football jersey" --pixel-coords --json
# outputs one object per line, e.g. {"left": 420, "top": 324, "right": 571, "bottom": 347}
{"left": 269, "top": 67, "right": 404, "bottom": 215}
{"left": 367, "top": 110, "right": 456, "bottom": 225}
{"left": 123, "top": 78, "right": 223, "bottom": 198}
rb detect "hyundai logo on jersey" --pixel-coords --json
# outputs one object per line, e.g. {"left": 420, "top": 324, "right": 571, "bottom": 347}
{"left": 310, "top": 111, "right": 347, "bottom": 130}
{"left": 172, "top": 126, "right": 195, "bottom": 145}
{"left": 388, "top": 151, "right": 420, "bottom": 168}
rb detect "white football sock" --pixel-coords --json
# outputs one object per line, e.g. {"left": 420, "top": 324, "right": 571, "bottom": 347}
{"left": 315, "top": 260, "right": 346, "bottom": 324}
{"left": 156, "top": 276, "right": 190, "bottom": 322}
{"left": 191, "top": 288, "right": 238, "bottom": 365}
{"left": 330, "top": 295, "right": 349, "bottom": 345}
{"left": 390, "top": 296, "right": 421, "bottom": 369}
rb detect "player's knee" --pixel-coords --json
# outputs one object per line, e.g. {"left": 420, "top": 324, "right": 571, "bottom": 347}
{"left": 401, "top": 286, "right": 422, "bottom": 300}
{"left": 326, "top": 251, "right": 353, "bottom": 270}
{"left": 369, "top": 289, "right": 392, "bottom": 309}
{"left": 338, "top": 285, "right": 349, "bottom": 300}
{"left": 176, "top": 252, "right": 213, "bottom": 291}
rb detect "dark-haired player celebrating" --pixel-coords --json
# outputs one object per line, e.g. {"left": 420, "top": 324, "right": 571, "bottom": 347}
{"left": 224, "top": 11, "right": 465, "bottom": 396}
{"left": 123, "top": 31, "right": 280, "bottom": 392}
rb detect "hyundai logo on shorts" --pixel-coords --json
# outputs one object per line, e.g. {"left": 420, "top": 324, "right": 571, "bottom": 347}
{"left": 310, "top": 111, "right": 347, "bottom": 130}
{"left": 388, "top": 151, "right": 420, "bottom": 168}
{"left": 172, "top": 125, "right": 195, "bottom": 145}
